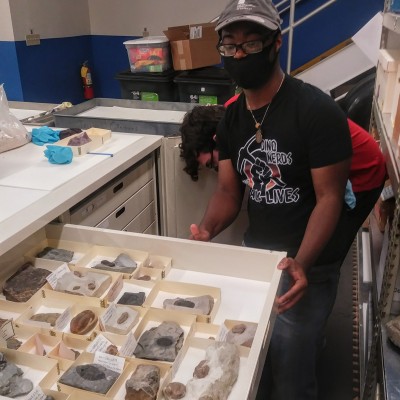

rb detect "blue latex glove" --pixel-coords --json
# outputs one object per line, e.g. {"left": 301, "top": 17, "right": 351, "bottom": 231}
{"left": 344, "top": 180, "right": 356, "bottom": 210}
{"left": 44, "top": 145, "right": 73, "bottom": 164}
{"left": 32, "top": 126, "right": 60, "bottom": 146}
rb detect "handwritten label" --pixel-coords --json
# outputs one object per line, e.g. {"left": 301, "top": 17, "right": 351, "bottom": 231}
{"left": 0, "top": 320, "right": 15, "bottom": 340}
{"left": 94, "top": 351, "right": 124, "bottom": 374}
{"left": 59, "top": 341, "right": 78, "bottom": 361}
{"left": 119, "top": 332, "right": 138, "bottom": 357}
{"left": 55, "top": 307, "right": 71, "bottom": 331}
{"left": 216, "top": 323, "right": 229, "bottom": 342}
{"left": 87, "top": 334, "right": 114, "bottom": 354}
{"left": 26, "top": 386, "right": 47, "bottom": 400}
{"left": 100, "top": 303, "right": 117, "bottom": 330}
{"left": 46, "top": 263, "right": 70, "bottom": 289}
{"left": 106, "top": 275, "right": 123, "bottom": 302}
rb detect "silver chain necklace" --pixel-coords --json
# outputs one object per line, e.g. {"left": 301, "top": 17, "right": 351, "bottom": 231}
{"left": 246, "top": 74, "right": 285, "bottom": 144}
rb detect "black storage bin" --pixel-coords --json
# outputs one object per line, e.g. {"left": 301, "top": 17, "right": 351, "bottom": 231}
{"left": 174, "top": 67, "right": 236, "bottom": 105}
{"left": 115, "top": 69, "right": 178, "bottom": 101}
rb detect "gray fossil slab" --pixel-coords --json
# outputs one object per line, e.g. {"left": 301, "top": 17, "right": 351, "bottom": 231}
{"left": 163, "top": 295, "right": 214, "bottom": 316}
{"left": 59, "top": 363, "right": 119, "bottom": 394}
{"left": 133, "top": 321, "right": 184, "bottom": 362}
{"left": 93, "top": 253, "right": 137, "bottom": 274}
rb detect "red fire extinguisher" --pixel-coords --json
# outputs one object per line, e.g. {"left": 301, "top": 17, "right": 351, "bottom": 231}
{"left": 81, "top": 61, "right": 94, "bottom": 99}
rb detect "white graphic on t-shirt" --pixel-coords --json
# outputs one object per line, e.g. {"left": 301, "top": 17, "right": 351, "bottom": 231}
{"left": 237, "top": 136, "right": 299, "bottom": 204}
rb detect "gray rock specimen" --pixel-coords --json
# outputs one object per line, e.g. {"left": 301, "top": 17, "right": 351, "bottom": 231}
{"left": 125, "top": 364, "right": 160, "bottom": 400}
{"left": 118, "top": 292, "right": 146, "bottom": 306}
{"left": 163, "top": 382, "right": 186, "bottom": 399}
{"left": 59, "top": 363, "right": 119, "bottom": 394}
{"left": 167, "top": 342, "right": 240, "bottom": 400}
{"left": 36, "top": 246, "right": 74, "bottom": 263}
{"left": 133, "top": 321, "right": 184, "bottom": 362}
{"left": 163, "top": 295, "right": 214, "bottom": 316}
{"left": 3, "top": 263, "right": 51, "bottom": 302}
{"left": 386, "top": 315, "right": 400, "bottom": 347}
{"left": 6, "top": 338, "right": 22, "bottom": 350}
{"left": 29, "top": 312, "right": 61, "bottom": 327}
{"left": 93, "top": 253, "right": 137, "bottom": 274}
{"left": 226, "top": 323, "right": 257, "bottom": 348}
{"left": 0, "top": 352, "right": 33, "bottom": 398}
{"left": 54, "top": 271, "right": 111, "bottom": 297}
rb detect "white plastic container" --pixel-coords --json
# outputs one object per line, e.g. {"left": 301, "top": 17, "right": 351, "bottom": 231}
{"left": 123, "top": 36, "right": 171, "bottom": 73}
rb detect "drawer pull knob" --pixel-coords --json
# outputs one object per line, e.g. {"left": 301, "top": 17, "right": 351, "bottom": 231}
{"left": 115, "top": 207, "right": 126, "bottom": 218}
{"left": 113, "top": 182, "right": 123, "bottom": 193}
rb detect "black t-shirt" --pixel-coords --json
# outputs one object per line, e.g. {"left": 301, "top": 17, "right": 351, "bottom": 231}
{"left": 217, "top": 75, "right": 352, "bottom": 261}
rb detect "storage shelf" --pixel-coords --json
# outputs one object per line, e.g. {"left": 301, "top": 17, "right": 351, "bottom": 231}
{"left": 383, "top": 12, "right": 400, "bottom": 34}
{"left": 380, "top": 326, "right": 400, "bottom": 400}
{"left": 373, "top": 98, "right": 400, "bottom": 193}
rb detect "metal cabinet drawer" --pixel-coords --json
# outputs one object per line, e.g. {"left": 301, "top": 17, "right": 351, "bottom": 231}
{"left": 96, "top": 181, "right": 154, "bottom": 231}
{"left": 123, "top": 201, "right": 156, "bottom": 234}
{"left": 143, "top": 221, "right": 157, "bottom": 235}
{"left": 69, "top": 155, "right": 153, "bottom": 226}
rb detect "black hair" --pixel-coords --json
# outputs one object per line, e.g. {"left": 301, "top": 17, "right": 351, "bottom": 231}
{"left": 179, "top": 105, "right": 226, "bottom": 181}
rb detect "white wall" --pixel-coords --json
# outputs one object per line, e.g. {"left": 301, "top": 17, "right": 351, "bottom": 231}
{"left": 0, "top": 0, "right": 14, "bottom": 40}
{"left": 9, "top": 0, "right": 90, "bottom": 40}
{"left": 88, "top": 0, "right": 227, "bottom": 36}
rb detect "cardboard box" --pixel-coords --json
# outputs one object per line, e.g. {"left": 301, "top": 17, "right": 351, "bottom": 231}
{"left": 164, "top": 22, "right": 220, "bottom": 70}
{"left": 375, "top": 49, "right": 400, "bottom": 113}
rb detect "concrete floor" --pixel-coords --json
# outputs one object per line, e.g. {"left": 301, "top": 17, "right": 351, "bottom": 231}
{"left": 317, "top": 249, "right": 354, "bottom": 400}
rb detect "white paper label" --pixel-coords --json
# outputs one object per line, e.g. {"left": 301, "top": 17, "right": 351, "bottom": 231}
{"left": 25, "top": 386, "right": 47, "bottom": 400}
{"left": 46, "top": 263, "right": 70, "bottom": 288}
{"left": 119, "top": 332, "right": 138, "bottom": 357}
{"left": 107, "top": 275, "right": 123, "bottom": 302}
{"left": 216, "top": 323, "right": 229, "bottom": 342}
{"left": 100, "top": 303, "right": 117, "bottom": 330}
{"left": 0, "top": 320, "right": 15, "bottom": 340}
{"left": 87, "top": 334, "right": 114, "bottom": 354}
{"left": 55, "top": 307, "right": 71, "bottom": 331}
{"left": 190, "top": 26, "right": 203, "bottom": 39}
{"left": 94, "top": 351, "right": 124, "bottom": 374}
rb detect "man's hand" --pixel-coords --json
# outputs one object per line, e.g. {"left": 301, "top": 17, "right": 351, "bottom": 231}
{"left": 276, "top": 257, "right": 308, "bottom": 313}
{"left": 189, "top": 224, "right": 211, "bottom": 241}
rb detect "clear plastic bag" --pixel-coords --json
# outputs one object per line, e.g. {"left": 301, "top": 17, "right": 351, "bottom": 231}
{"left": 0, "top": 84, "right": 31, "bottom": 153}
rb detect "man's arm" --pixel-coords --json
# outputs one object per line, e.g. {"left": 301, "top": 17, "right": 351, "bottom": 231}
{"left": 190, "top": 159, "right": 244, "bottom": 241}
{"left": 277, "top": 157, "right": 351, "bottom": 312}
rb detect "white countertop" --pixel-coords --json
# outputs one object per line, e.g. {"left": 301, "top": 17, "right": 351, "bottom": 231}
{"left": 0, "top": 131, "right": 162, "bottom": 255}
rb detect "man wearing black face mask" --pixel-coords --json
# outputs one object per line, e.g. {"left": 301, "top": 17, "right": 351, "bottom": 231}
{"left": 189, "top": 0, "right": 353, "bottom": 399}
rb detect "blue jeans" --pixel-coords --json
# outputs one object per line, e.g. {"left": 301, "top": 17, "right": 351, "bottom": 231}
{"left": 259, "top": 262, "right": 341, "bottom": 400}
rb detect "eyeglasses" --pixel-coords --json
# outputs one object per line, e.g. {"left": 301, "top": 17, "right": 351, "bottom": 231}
{"left": 216, "top": 35, "right": 275, "bottom": 57}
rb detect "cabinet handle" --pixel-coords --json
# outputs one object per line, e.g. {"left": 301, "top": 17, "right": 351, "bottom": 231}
{"left": 115, "top": 207, "right": 126, "bottom": 218}
{"left": 113, "top": 182, "right": 123, "bottom": 193}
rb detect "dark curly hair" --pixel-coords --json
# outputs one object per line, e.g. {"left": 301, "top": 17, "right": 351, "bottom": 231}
{"left": 179, "top": 105, "right": 226, "bottom": 181}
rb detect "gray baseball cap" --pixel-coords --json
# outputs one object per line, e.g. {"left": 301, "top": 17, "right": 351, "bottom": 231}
{"left": 216, "top": 0, "right": 282, "bottom": 32}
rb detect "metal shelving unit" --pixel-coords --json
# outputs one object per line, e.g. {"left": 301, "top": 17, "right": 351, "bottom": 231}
{"left": 362, "top": 9, "right": 400, "bottom": 398}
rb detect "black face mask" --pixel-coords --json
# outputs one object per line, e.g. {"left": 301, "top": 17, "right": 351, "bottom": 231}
{"left": 223, "top": 41, "right": 279, "bottom": 89}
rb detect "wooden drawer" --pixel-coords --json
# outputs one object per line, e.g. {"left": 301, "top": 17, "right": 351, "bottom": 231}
{"left": 69, "top": 155, "right": 153, "bottom": 226}
{"left": 2, "top": 224, "right": 284, "bottom": 399}
{"left": 123, "top": 201, "right": 156, "bottom": 234}
{"left": 96, "top": 181, "right": 154, "bottom": 231}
